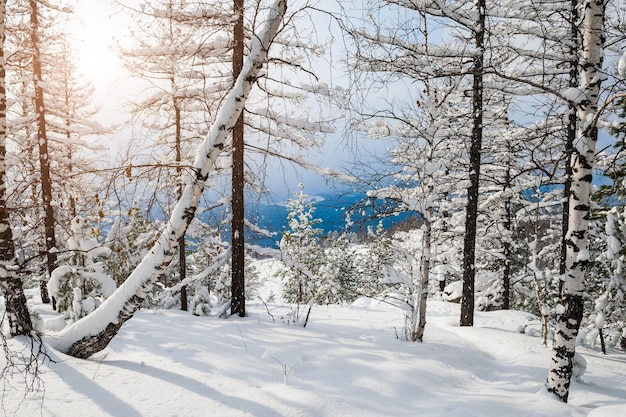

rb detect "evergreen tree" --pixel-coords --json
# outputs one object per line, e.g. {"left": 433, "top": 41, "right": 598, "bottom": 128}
{"left": 47, "top": 217, "right": 117, "bottom": 322}
{"left": 104, "top": 204, "right": 159, "bottom": 285}
{"left": 317, "top": 232, "right": 358, "bottom": 304}
{"left": 279, "top": 182, "right": 323, "bottom": 307}
{"left": 357, "top": 222, "right": 395, "bottom": 298}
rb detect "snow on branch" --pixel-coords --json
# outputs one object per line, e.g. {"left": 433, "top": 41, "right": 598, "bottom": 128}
{"left": 50, "top": 0, "right": 288, "bottom": 358}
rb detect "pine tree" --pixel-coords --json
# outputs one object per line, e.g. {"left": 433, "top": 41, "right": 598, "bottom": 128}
{"left": 104, "top": 204, "right": 159, "bottom": 285}
{"left": 357, "top": 222, "right": 394, "bottom": 297}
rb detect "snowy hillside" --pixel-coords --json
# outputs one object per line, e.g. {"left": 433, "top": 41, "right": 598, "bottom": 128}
{"left": 1, "top": 260, "right": 625, "bottom": 416}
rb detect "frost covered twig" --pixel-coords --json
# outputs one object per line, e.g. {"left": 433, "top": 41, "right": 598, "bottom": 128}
{"left": 262, "top": 351, "right": 302, "bottom": 385}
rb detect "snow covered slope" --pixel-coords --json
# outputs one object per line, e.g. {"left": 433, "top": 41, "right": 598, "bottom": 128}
{"left": 2, "top": 294, "right": 625, "bottom": 416}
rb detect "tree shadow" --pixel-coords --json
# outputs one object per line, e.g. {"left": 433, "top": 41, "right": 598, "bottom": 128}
{"left": 102, "top": 359, "right": 287, "bottom": 417}
{"left": 45, "top": 350, "right": 143, "bottom": 417}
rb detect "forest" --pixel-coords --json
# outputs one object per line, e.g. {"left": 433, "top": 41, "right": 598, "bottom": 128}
{"left": 1, "top": 0, "right": 626, "bottom": 415}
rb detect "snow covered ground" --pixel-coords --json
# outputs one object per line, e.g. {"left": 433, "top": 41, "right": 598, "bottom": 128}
{"left": 2, "top": 265, "right": 626, "bottom": 417}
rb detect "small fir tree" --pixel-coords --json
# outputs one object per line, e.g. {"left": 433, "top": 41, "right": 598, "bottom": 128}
{"left": 104, "top": 204, "right": 159, "bottom": 286}
{"left": 317, "top": 232, "right": 358, "bottom": 304}
{"left": 279, "top": 183, "right": 323, "bottom": 323}
{"left": 48, "top": 217, "right": 117, "bottom": 322}
{"left": 356, "top": 222, "right": 395, "bottom": 298}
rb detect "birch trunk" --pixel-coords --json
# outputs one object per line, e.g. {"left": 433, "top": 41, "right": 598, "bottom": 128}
{"left": 52, "top": 0, "right": 287, "bottom": 359}
{"left": 546, "top": 0, "right": 605, "bottom": 402}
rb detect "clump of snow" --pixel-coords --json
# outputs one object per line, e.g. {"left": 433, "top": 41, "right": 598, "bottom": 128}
{"left": 442, "top": 280, "right": 463, "bottom": 302}
{"left": 618, "top": 51, "right": 626, "bottom": 77}
{"left": 561, "top": 87, "right": 587, "bottom": 103}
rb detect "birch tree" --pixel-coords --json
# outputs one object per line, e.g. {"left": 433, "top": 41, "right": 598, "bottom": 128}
{"left": 546, "top": 0, "right": 605, "bottom": 402}
{"left": 51, "top": 0, "right": 287, "bottom": 359}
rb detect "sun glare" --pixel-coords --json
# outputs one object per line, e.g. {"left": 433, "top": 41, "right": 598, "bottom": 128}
{"left": 71, "top": 2, "right": 126, "bottom": 90}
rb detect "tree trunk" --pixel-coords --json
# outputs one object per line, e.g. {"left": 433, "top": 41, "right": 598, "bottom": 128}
{"left": 547, "top": 0, "right": 605, "bottom": 402}
{"left": 414, "top": 218, "right": 431, "bottom": 342}
{"left": 0, "top": 0, "right": 33, "bottom": 336}
{"left": 460, "top": 0, "right": 485, "bottom": 327}
{"left": 502, "top": 155, "right": 512, "bottom": 310}
{"left": 560, "top": 0, "right": 579, "bottom": 291}
{"left": 173, "top": 94, "right": 188, "bottom": 311}
{"left": 53, "top": 0, "right": 287, "bottom": 359}
{"left": 230, "top": 0, "right": 245, "bottom": 317}
{"left": 30, "top": 0, "right": 54, "bottom": 304}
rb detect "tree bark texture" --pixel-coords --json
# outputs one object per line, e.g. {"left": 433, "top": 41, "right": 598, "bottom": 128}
{"left": 173, "top": 94, "right": 188, "bottom": 311}
{"left": 231, "top": 0, "right": 246, "bottom": 317}
{"left": 30, "top": 0, "right": 54, "bottom": 304}
{"left": 52, "top": 0, "right": 287, "bottom": 359}
{"left": 546, "top": 0, "right": 605, "bottom": 402}
{"left": 460, "top": 0, "right": 485, "bottom": 327}
{"left": 0, "top": 0, "right": 33, "bottom": 336}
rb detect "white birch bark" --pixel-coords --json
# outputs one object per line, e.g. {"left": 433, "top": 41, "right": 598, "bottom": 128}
{"left": 51, "top": 0, "right": 287, "bottom": 358}
{"left": 546, "top": 0, "right": 605, "bottom": 402}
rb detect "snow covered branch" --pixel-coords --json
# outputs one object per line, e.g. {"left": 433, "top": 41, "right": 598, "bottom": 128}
{"left": 50, "top": 0, "right": 288, "bottom": 359}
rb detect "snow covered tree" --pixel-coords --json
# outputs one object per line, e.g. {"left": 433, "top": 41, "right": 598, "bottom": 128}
{"left": 345, "top": 0, "right": 490, "bottom": 327}
{"left": 356, "top": 222, "right": 394, "bottom": 297}
{"left": 279, "top": 182, "right": 323, "bottom": 306}
{"left": 27, "top": 0, "right": 57, "bottom": 303}
{"left": 581, "top": 207, "right": 626, "bottom": 351}
{"left": 186, "top": 234, "right": 231, "bottom": 316}
{"left": 0, "top": 0, "right": 32, "bottom": 336}
{"left": 231, "top": 0, "right": 246, "bottom": 317}
{"left": 4, "top": 0, "right": 104, "bottom": 307}
{"left": 546, "top": 0, "right": 606, "bottom": 402}
{"left": 47, "top": 217, "right": 117, "bottom": 322}
{"left": 117, "top": 0, "right": 234, "bottom": 311}
{"left": 379, "top": 230, "right": 427, "bottom": 341}
{"left": 52, "top": 0, "right": 287, "bottom": 358}
{"left": 104, "top": 205, "right": 160, "bottom": 286}
{"left": 316, "top": 232, "right": 359, "bottom": 304}
{"left": 115, "top": 0, "right": 336, "bottom": 317}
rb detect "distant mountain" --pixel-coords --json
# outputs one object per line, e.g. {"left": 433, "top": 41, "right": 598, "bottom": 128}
{"left": 247, "top": 192, "right": 416, "bottom": 247}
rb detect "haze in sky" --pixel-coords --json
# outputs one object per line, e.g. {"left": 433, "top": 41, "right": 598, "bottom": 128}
{"left": 68, "top": 1, "right": 375, "bottom": 202}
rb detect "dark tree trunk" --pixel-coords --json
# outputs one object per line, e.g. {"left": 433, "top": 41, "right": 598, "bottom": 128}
{"left": 230, "top": 0, "right": 245, "bottom": 317}
{"left": 173, "top": 95, "right": 188, "bottom": 311}
{"left": 559, "top": 0, "right": 579, "bottom": 292}
{"left": 460, "top": 0, "right": 485, "bottom": 327}
{"left": 502, "top": 193, "right": 511, "bottom": 310}
{"left": 30, "top": 0, "right": 54, "bottom": 304}
{"left": 0, "top": 1, "right": 33, "bottom": 335}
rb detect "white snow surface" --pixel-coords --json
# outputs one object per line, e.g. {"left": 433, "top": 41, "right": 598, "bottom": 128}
{"left": 3, "top": 263, "right": 626, "bottom": 416}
